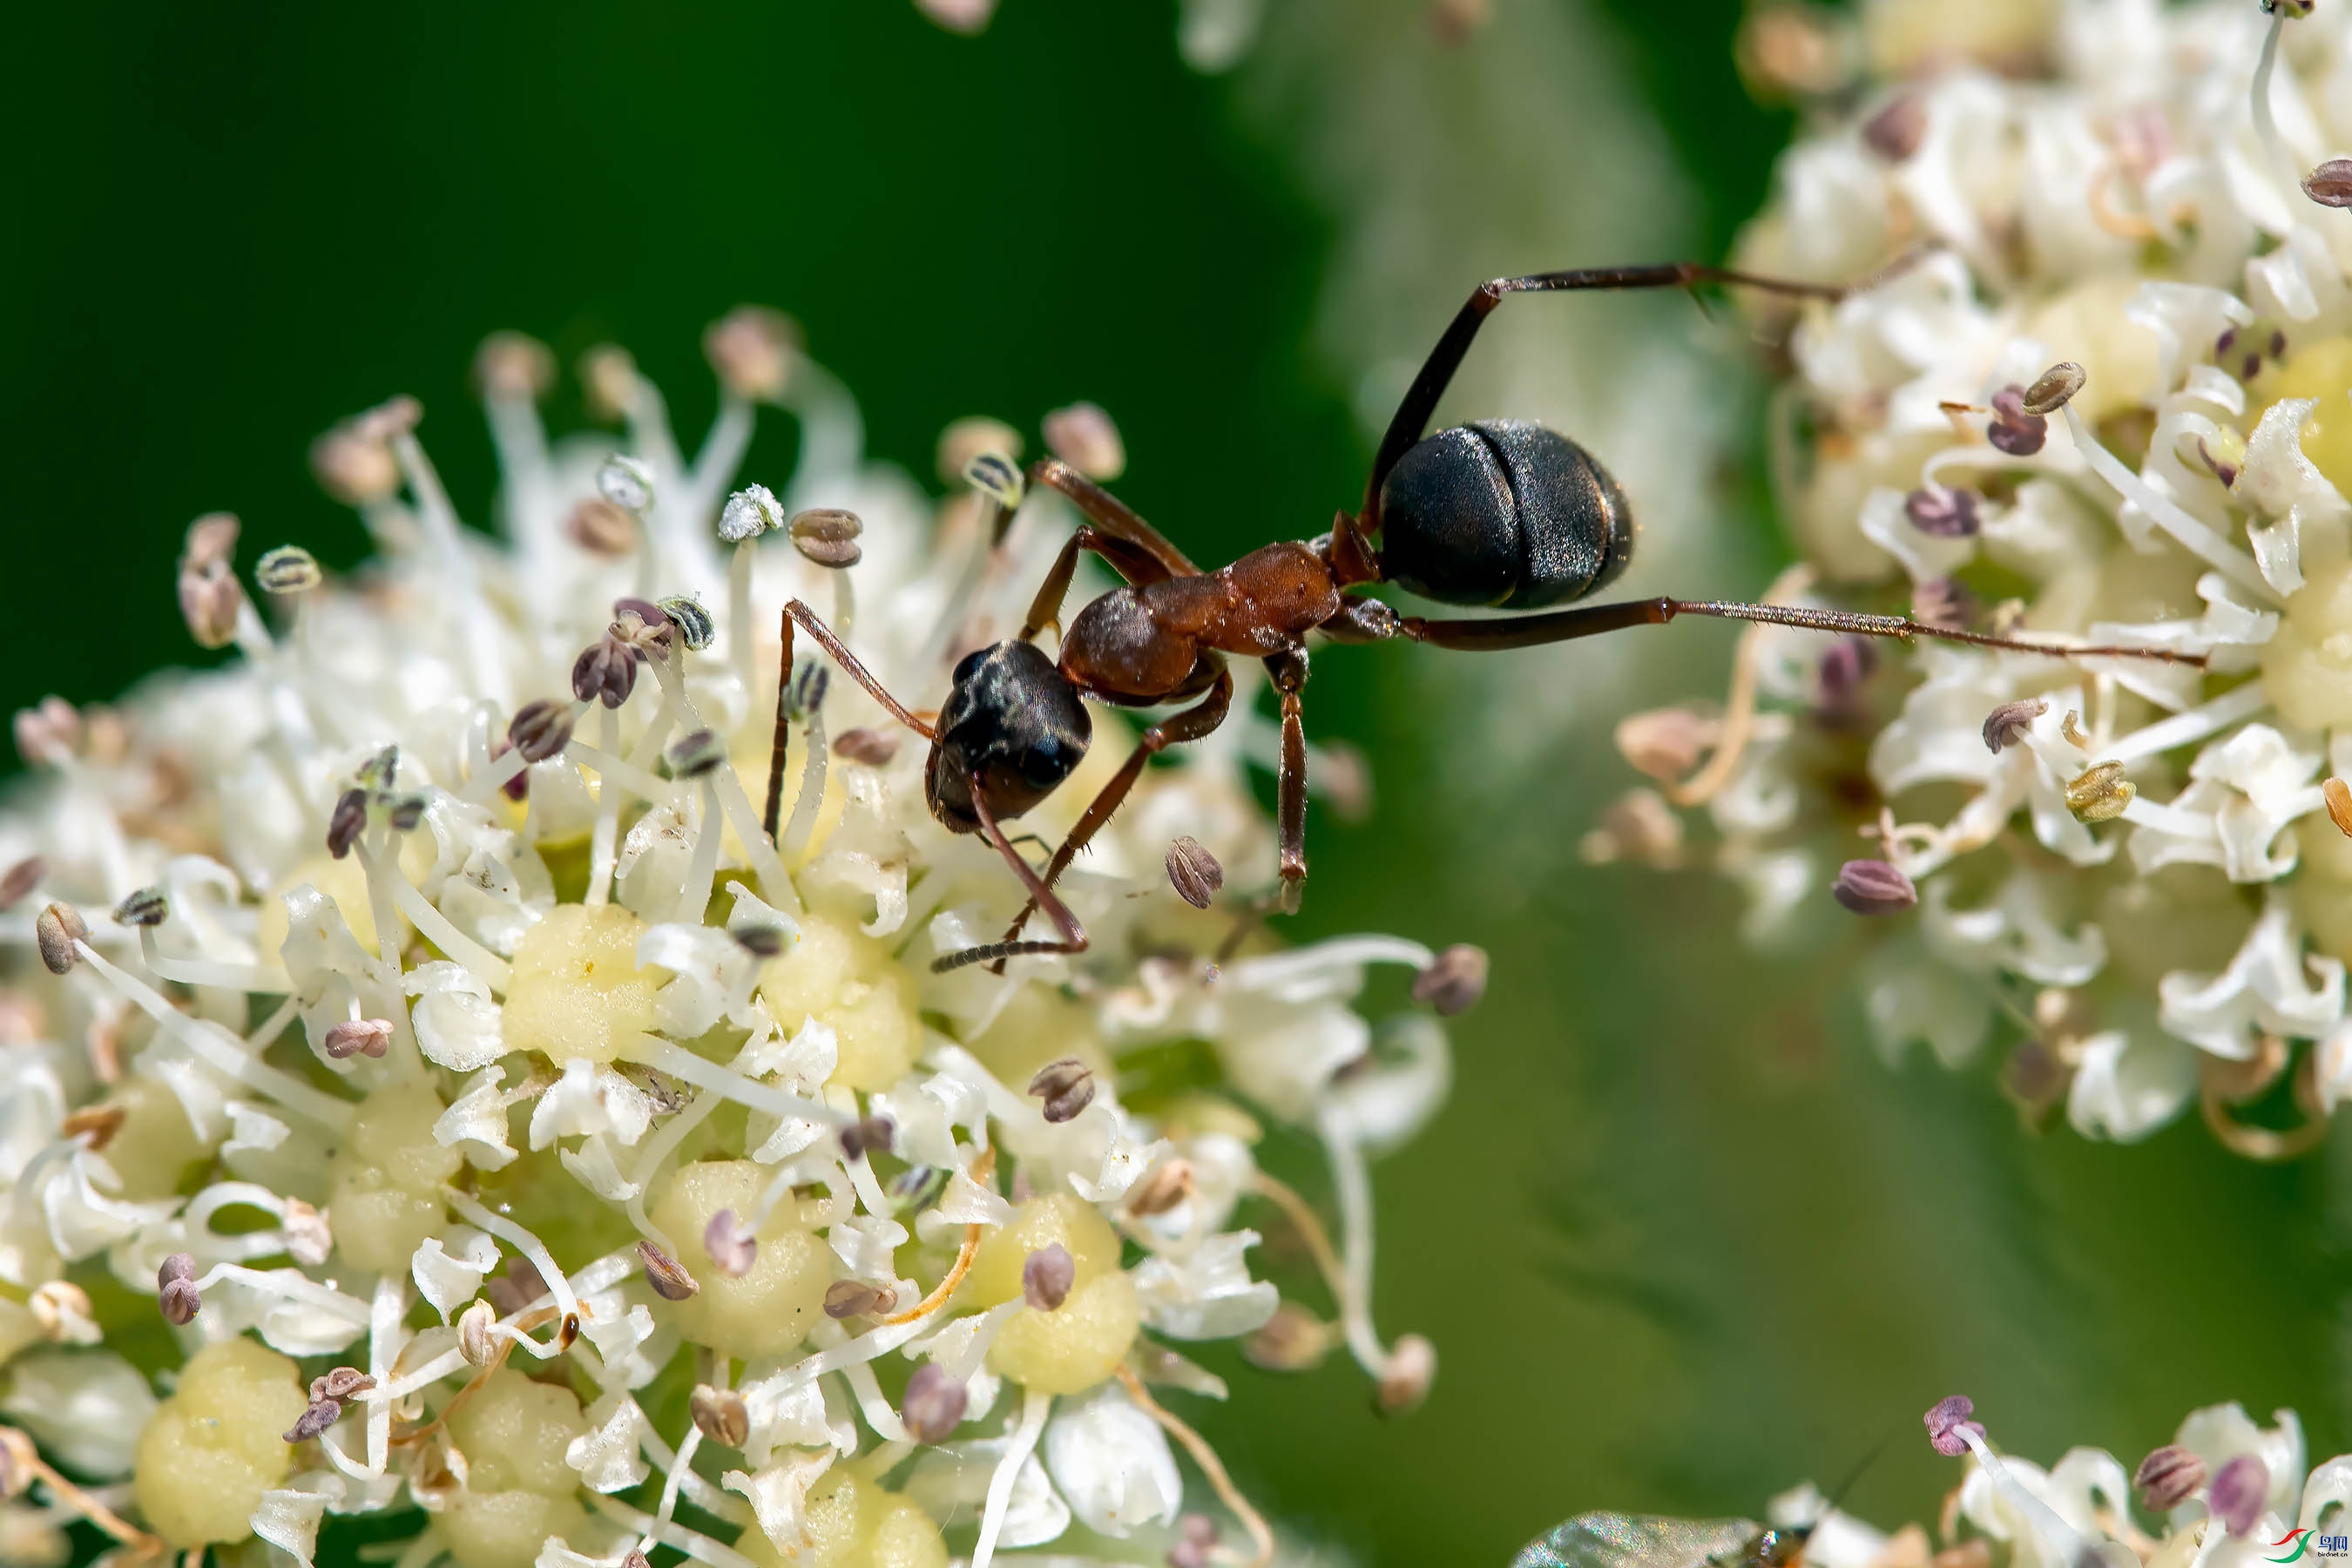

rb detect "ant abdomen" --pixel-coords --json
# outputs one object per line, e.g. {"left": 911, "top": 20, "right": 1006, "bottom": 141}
{"left": 1376, "top": 418, "right": 1635, "bottom": 609}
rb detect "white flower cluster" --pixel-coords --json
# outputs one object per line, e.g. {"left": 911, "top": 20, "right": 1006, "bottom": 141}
{"left": 1592, "top": 0, "right": 2352, "bottom": 1153}
{"left": 0, "top": 313, "right": 1465, "bottom": 1568}
{"left": 1519, "top": 1395, "right": 2332, "bottom": 1568}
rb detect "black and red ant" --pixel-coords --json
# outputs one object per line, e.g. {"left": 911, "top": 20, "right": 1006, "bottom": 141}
{"left": 768, "top": 260, "right": 2200, "bottom": 973}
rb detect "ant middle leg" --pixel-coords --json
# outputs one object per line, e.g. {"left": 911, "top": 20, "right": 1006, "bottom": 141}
{"left": 1264, "top": 650, "right": 1309, "bottom": 915}
{"left": 1396, "top": 595, "right": 2207, "bottom": 666}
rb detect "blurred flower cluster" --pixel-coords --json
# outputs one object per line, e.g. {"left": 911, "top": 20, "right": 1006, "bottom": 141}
{"left": 1592, "top": 0, "right": 2352, "bottom": 1153}
{"left": 0, "top": 314, "right": 1472, "bottom": 1567}
{"left": 1520, "top": 1395, "right": 2333, "bottom": 1568}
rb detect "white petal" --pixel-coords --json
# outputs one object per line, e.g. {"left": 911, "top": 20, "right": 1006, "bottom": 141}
{"left": 1131, "top": 1231, "right": 1278, "bottom": 1341}
{"left": 435, "top": 1067, "right": 518, "bottom": 1171}
{"left": 412, "top": 1227, "right": 500, "bottom": 1321}
{"left": 565, "top": 1396, "right": 652, "bottom": 1494}
{"left": 1041, "top": 1383, "right": 1181, "bottom": 1538}
{"left": 408, "top": 961, "right": 508, "bottom": 1071}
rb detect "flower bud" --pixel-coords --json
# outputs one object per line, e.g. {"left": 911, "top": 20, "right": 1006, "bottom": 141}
{"left": 1614, "top": 707, "right": 1719, "bottom": 781}
{"left": 36, "top": 903, "right": 86, "bottom": 976}
{"left": 1166, "top": 836, "right": 1224, "bottom": 909}
{"left": 2065, "top": 760, "right": 2135, "bottom": 822}
{"left": 1862, "top": 94, "right": 1925, "bottom": 160}
{"left": 310, "top": 422, "right": 401, "bottom": 506}
{"left": 1412, "top": 944, "right": 1490, "bottom": 1015}
{"left": 572, "top": 634, "right": 639, "bottom": 709}
{"left": 457, "top": 1299, "right": 497, "bottom": 1367}
{"left": 256, "top": 545, "right": 323, "bottom": 595}
{"left": 1899, "top": 578, "right": 1968, "bottom": 634}
{"left": 29, "top": 1281, "right": 97, "bottom": 1344}
{"left": 509, "top": 700, "right": 576, "bottom": 764}
{"left": 937, "top": 417, "right": 1023, "bottom": 486}
{"left": 1244, "top": 1303, "right": 1331, "bottom": 1371}
{"left": 2295, "top": 162, "right": 2352, "bottom": 211}
{"left": 689, "top": 1383, "right": 751, "bottom": 1448}
{"left": 580, "top": 347, "right": 640, "bottom": 421}
{"left": 665, "top": 729, "right": 727, "bottom": 780}
{"left": 639, "top": 1240, "right": 700, "bottom": 1301}
{"left": 1043, "top": 402, "right": 1126, "bottom": 481}
{"left": 1904, "top": 486, "right": 1980, "bottom": 537}
{"left": 1986, "top": 387, "right": 2048, "bottom": 456}
{"left": 2324, "top": 776, "right": 2352, "bottom": 837}
{"left": 1982, "top": 698, "right": 2048, "bottom": 754}
{"left": 1923, "top": 1394, "right": 1983, "bottom": 1457}
{"left": 833, "top": 727, "right": 899, "bottom": 766}
{"left": 2210, "top": 1454, "right": 2269, "bottom": 1536}
{"left": 1027, "top": 1058, "right": 1095, "bottom": 1124}
{"left": 598, "top": 454, "right": 655, "bottom": 516}
{"left": 789, "top": 509, "right": 863, "bottom": 569}
{"left": 704, "top": 1209, "right": 757, "bottom": 1277}
{"left": 1832, "top": 860, "right": 1917, "bottom": 915}
{"left": 312, "top": 1368, "right": 375, "bottom": 1402}
{"left": 0, "top": 857, "right": 45, "bottom": 909}
{"left": 474, "top": 332, "right": 556, "bottom": 402}
{"left": 566, "top": 497, "right": 637, "bottom": 558}
{"left": 659, "top": 596, "right": 715, "bottom": 652}
{"left": 284, "top": 1398, "right": 345, "bottom": 1443}
{"left": 179, "top": 514, "right": 249, "bottom": 650}
{"left": 839, "top": 1116, "right": 894, "bottom": 1161}
{"left": 719, "top": 483, "right": 783, "bottom": 544}
{"left": 2019, "top": 362, "right": 2085, "bottom": 416}
{"left": 1022, "top": 1243, "right": 1076, "bottom": 1310}
{"left": 900, "top": 1362, "right": 969, "bottom": 1442}
{"left": 159, "top": 1254, "right": 201, "bottom": 1327}
{"left": 1375, "top": 1334, "right": 1436, "bottom": 1415}
{"left": 1127, "top": 1159, "right": 1195, "bottom": 1218}
{"left": 323, "top": 1018, "right": 394, "bottom": 1060}
{"left": 112, "top": 886, "right": 169, "bottom": 928}
{"left": 965, "top": 451, "right": 1025, "bottom": 510}
{"left": 825, "top": 1280, "right": 888, "bottom": 1320}
{"left": 2133, "top": 1443, "right": 2207, "bottom": 1511}
{"left": 281, "top": 1198, "right": 332, "bottom": 1267}
{"left": 704, "top": 307, "right": 800, "bottom": 402}
{"left": 326, "top": 787, "right": 368, "bottom": 859}
{"left": 12, "top": 699, "right": 81, "bottom": 767}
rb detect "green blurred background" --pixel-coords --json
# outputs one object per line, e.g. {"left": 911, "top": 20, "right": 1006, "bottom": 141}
{"left": 9, "top": 1, "right": 2348, "bottom": 1565}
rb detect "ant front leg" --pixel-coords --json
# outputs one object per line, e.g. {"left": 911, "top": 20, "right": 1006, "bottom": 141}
{"left": 932, "top": 770, "right": 1090, "bottom": 973}
{"left": 948, "top": 660, "right": 1238, "bottom": 975}
{"left": 765, "top": 599, "right": 940, "bottom": 840}
{"left": 1264, "top": 650, "right": 1309, "bottom": 914}
{"left": 1025, "top": 459, "right": 1200, "bottom": 575}
{"left": 1020, "top": 525, "right": 1181, "bottom": 642}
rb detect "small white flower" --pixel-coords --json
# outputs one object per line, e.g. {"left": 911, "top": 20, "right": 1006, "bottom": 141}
{"left": 1041, "top": 1383, "right": 1182, "bottom": 1538}
{"left": 565, "top": 1395, "right": 653, "bottom": 1494}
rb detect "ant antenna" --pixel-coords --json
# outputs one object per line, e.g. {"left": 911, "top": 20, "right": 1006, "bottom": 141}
{"left": 1801, "top": 1432, "right": 1894, "bottom": 1538}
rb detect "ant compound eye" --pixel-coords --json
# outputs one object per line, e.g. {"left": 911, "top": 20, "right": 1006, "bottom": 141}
{"left": 1019, "top": 746, "right": 1068, "bottom": 789}
{"left": 951, "top": 649, "right": 988, "bottom": 685}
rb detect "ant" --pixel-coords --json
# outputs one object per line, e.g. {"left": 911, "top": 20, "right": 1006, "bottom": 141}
{"left": 769, "top": 260, "right": 2200, "bottom": 974}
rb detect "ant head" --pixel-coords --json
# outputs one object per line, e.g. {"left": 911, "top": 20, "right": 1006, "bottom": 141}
{"left": 925, "top": 640, "right": 1092, "bottom": 834}
{"left": 1377, "top": 419, "right": 1635, "bottom": 610}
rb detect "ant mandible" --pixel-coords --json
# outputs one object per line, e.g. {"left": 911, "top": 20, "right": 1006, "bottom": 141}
{"left": 767, "top": 260, "right": 2200, "bottom": 973}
